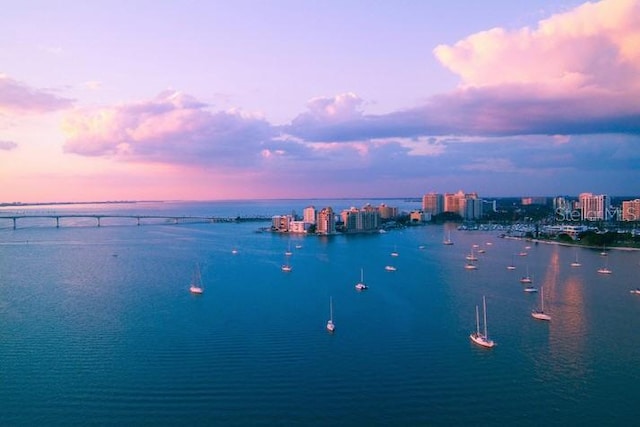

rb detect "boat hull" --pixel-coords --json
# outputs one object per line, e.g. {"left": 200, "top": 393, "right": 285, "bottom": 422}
{"left": 470, "top": 333, "right": 495, "bottom": 348}
{"left": 532, "top": 311, "right": 551, "bottom": 321}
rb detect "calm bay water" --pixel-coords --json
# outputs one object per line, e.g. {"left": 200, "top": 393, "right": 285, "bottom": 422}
{"left": 2, "top": 200, "right": 640, "bottom": 426}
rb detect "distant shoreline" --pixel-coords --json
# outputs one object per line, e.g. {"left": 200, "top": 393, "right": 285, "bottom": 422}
{"left": 0, "top": 200, "right": 155, "bottom": 208}
{"left": 503, "top": 235, "right": 640, "bottom": 252}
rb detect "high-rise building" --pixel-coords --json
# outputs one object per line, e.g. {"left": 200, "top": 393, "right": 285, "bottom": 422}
{"left": 553, "top": 196, "right": 571, "bottom": 211}
{"left": 303, "top": 206, "right": 316, "bottom": 224}
{"left": 340, "top": 205, "right": 380, "bottom": 232}
{"left": 444, "top": 191, "right": 465, "bottom": 216}
{"left": 378, "top": 203, "right": 398, "bottom": 219}
{"left": 579, "top": 193, "right": 609, "bottom": 221}
{"left": 622, "top": 199, "right": 640, "bottom": 221}
{"left": 271, "top": 215, "right": 293, "bottom": 232}
{"left": 422, "top": 193, "right": 443, "bottom": 215}
{"left": 464, "top": 193, "right": 483, "bottom": 220}
{"left": 444, "top": 191, "right": 483, "bottom": 219}
{"left": 316, "top": 207, "right": 335, "bottom": 234}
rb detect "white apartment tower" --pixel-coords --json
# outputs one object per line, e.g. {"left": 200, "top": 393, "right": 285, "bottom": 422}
{"left": 303, "top": 206, "right": 316, "bottom": 224}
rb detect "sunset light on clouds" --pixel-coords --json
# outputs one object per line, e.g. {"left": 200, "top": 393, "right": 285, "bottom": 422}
{"left": 1, "top": 0, "right": 639, "bottom": 202}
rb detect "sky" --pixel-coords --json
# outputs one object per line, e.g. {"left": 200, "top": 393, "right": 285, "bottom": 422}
{"left": 1, "top": 0, "right": 639, "bottom": 202}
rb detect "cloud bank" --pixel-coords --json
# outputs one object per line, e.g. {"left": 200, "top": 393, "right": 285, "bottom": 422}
{"left": 56, "top": 0, "right": 640, "bottom": 196}
{"left": 63, "top": 91, "right": 276, "bottom": 167}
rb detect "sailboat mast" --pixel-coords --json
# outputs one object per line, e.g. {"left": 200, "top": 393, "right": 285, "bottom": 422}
{"left": 483, "top": 296, "right": 488, "bottom": 338}
{"left": 330, "top": 297, "right": 333, "bottom": 321}
{"left": 541, "top": 287, "right": 544, "bottom": 311}
{"left": 475, "top": 305, "right": 480, "bottom": 335}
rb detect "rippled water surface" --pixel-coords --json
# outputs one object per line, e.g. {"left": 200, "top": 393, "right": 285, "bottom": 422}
{"left": 1, "top": 200, "right": 640, "bottom": 425}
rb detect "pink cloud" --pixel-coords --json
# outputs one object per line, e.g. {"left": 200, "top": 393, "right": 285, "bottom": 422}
{"left": 304, "top": 92, "right": 364, "bottom": 121}
{"left": 433, "top": 0, "right": 640, "bottom": 94}
{"left": 63, "top": 91, "right": 275, "bottom": 166}
{"left": 288, "top": 1, "right": 640, "bottom": 142}
{"left": 0, "top": 140, "right": 18, "bottom": 150}
{"left": 0, "top": 74, "right": 73, "bottom": 115}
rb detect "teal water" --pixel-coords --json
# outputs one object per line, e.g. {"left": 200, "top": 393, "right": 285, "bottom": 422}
{"left": 1, "top": 200, "right": 640, "bottom": 425}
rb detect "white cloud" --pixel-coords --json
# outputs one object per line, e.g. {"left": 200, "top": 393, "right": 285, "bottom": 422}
{"left": 433, "top": 0, "right": 640, "bottom": 94}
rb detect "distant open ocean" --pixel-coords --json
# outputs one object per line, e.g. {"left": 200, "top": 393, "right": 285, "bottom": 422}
{"left": 1, "top": 199, "right": 640, "bottom": 426}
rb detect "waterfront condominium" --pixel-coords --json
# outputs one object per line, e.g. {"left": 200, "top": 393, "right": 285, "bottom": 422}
{"left": 579, "top": 193, "right": 609, "bottom": 221}
{"left": 422, "top": 193, "right": 444, "bottom": 216}
{"left": 316, "top": 207, "right": 336, "bottom": 235}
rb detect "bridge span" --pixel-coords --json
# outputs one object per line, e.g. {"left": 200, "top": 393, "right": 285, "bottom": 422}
{"left": 0, "top": 214, "right": 271, "bottom": 229}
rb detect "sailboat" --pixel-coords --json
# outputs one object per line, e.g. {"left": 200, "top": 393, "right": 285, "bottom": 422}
{"left": 600, "top": 245, "right": 608, "bottom": 256}
{"left": 443, "top": 231, "right": 454, "bottom": 245}
{"left": 281, "top": 254, "right": 292, "bottom": 272}
{"left": 507, "top": 254, "right": 516, "bottom": 270}
{"left": 597, "top": 257, "right": 612, "bottom": 274}
{"left": 285, "top": 242, "right": 293, "bottom": 257}
{"left": 189, "top": 264, "right": 204, "bottom": 294}
{"left": 523, "top": 274, "right": 538, "bottom": 292}
{"left": 532, "top": 286, "right": 551, "bottom": 321}
{"left": 464, "top": 262, "right": 478, "bottom": 270}
{"left": 326, "top": 297, "right": 335, "bottom": 332}
{"left": 570, "top": 250, "right": 581, "bottom": 267}
{"left": 465, "top": 247, "right": 478, "bottom": 261}
{"left": 470, "top": 296, "right": 495, "bottom": 348}
{"left": 520, "top": 265, "right": 532, "bottom": 283}
{"left": 355, "top": 268, "right": 368, "bottom": 291}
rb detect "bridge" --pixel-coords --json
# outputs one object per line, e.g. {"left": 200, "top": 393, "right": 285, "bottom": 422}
{"left": 0, "top": 214, "right": 272, "bottom": 229}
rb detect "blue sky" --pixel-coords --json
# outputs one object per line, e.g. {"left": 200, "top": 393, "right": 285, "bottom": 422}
{"left": 1, "top": 0, "right": 639, "bottom": 202}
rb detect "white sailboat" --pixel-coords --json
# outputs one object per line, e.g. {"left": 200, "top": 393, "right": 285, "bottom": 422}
{"left": 470, "top": 296, "right": 495, "bottom": 348}
{"left": 443, "top": 231, "right": 454, "bottom": 245}
{"left": 570, "top": 250, "right": 581, "bottom": 267}
{"left": 464, "top": 262, "right": 478, "bottom": 270}
{"left": 281, "top": 254, "right": 292, "bottom": 272}
{"left": 523, "top": 274, "right": 538, "bottom": 292}
{"left": 385, "top": 265, "right": 397, "bottom": 272}
{"left": 597, "top": 263, "right": 612, "bottom": 274}
{"left": 326, "top": 297, "right": 335, "bottom": 332}
{"left": 532, "top": 286, "right": 551, "bottom": 321}
{"left": 189, "top": 264, "right": 204, "bottom": 294}
{"left": 465, "top": 247, "right": 478, "bottom": 261}
{"left": 355, "top": 268, "right": 368, "bottom": 291}
{"left": 597, "top": 255, "right": 612, "bottom": 274}
{"left": 285, "top": 242, "right": 293, "bottom": 257}
{"left": 600, "top": 245, "right": 608, "bottom": 256}
{"left": 390, "top": 245, "right": 399, "bottom": 257}
{"left": 507, "top": 253, "right": 516, "bottom": 270}
{"left": 520, "top": 265, "right": 532, "bottom": 284}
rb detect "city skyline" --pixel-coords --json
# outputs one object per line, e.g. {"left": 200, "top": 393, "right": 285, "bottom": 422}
{"left": 1, "top": 0, "right": 639, "bottom": 202}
